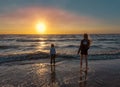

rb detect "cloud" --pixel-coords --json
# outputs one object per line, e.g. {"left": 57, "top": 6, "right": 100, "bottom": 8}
{"left": 0, "top": 6, "right": 100, "bottom": 26}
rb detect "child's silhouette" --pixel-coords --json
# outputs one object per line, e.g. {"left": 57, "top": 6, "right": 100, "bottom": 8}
{"left": 77, "top": 33, "right": 90, "bottom": 69}
{"left": 50, "top": 44, "right": 56, "bottom": 65}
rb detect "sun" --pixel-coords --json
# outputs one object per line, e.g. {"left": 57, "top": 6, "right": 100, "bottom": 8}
{"left": 36, "top": 23, "right": 46, "bottom": 34}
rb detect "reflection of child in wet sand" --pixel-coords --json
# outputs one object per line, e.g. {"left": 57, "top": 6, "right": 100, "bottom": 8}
{"left": 50, "top": 44, "right": 56, "bottom": 65}
{"left": 50, "top": 65, "right": 56, "bottom": 86}
{"left": 79, "top": 69, "right": 88, "bottom": 86}
{"left": 77, "top": 33, "right": 90, "bottom": 69}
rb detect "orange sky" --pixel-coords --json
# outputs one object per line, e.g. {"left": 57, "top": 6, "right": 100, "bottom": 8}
{"left": 0, "top": 7, "right": 119, "bottom": 34}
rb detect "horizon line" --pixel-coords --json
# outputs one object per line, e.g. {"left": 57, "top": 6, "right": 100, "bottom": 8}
{"left": 0, "top": 33, "right": 120, "bottom": 35}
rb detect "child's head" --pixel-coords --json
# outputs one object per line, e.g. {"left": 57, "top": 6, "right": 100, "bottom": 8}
{"left": 51, "top": 44, "right": 54, "bottom": 47}
{"left": 83, "top": 33, "right": 88, "bottom": 39}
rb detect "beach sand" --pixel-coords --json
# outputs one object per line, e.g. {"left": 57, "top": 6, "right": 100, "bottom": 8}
{"left": 0, "top": 58, "right": 120, "bottom": 87}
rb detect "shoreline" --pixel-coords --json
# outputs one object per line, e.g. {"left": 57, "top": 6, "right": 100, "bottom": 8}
{"left": 0, "top": 58, "right": 120, "bottom": 87}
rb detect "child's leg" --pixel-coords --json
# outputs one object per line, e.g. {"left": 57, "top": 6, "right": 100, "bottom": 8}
{"left": 80, "top": 55, "right": 83, "bottom": 69}
{"left": 53, "top": 58, "right": 55, "bottom": 65}
{"left": 50, "top": 56, "right": 52, "bottom": 64}
{"left": 53, "top": 55, "right": 55, "bottom": 65}
{"left": 85, "top": 55, "right": 88, "bottom": 69}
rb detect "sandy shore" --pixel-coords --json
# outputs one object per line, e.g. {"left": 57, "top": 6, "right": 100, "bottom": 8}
{"left": 0, "top": 58, "right": 120, "bottom": 87}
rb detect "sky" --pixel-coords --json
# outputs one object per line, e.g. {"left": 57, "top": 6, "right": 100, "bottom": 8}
{"left": 0, "top": 0, "right": 120, "bottom": 34}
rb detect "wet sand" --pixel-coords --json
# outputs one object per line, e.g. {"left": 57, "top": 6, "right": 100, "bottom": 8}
{"left": 0, "top": 58, "right": 120, "bottom": 87}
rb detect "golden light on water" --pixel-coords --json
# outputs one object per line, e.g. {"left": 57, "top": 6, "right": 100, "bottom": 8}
{"left": 33, "top": 63, "right": 48, "bottom": 76}
{"left": 36, "top": 22, "right": 46, "bottom": 34}
{"left": 37, "top": 38, "right": 47, "bottom": 52}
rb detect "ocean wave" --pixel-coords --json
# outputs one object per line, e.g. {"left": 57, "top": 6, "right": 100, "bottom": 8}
{"left": 0, "top": 38, "right": 15, "bottom": 41}
{"left": 0, "top": 51, "right": 49, "bottom": 63}
{"left": 97, "top": 38, "right": 118, "bottom": 41}
{"left": 56, "top": 45, "right": 78, "bottom": 48}
{"left": 0, "top": 45, "right": 19, "bottom": 49}
{"left": 16, "top": 39, "right": 78, "bottom": 42}
{"left": 90, "top": 45, "right": 102, "bottom": 48}
{"left": 0, "top": 51, "right": 119, "bottom": 64}
{"left": 16, "top": 39, "right": 41, "bottom": 42}
{"left": 65, "top": 45, "right": 78, "bottom": 48}
{"left": 0, "top": 34, "right": 120, "bottom": 64}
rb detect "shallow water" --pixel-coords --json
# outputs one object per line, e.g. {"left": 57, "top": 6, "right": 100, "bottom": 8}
{"left": 0, "top": 58, "right": 120, "bottom": 87}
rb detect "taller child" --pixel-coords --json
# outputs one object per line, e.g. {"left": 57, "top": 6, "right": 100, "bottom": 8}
{"left": 77, "top": 33, "right": 90, "bottom": 69}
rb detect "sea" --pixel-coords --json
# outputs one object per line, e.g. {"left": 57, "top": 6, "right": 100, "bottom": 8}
{"left": 0, "top": 34, "right": 120, "bottom": 63}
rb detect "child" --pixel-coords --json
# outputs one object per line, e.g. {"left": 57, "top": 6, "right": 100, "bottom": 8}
{"left": 77, "top": 33, "right": 90, "bottom": 69}
{"left": 50, "top": 44, "right": 56, "bottom": 65}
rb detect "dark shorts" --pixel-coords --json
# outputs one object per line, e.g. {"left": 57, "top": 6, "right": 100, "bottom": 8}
{"left": 81, "top": 50, "right": 88, "bottom": 55}
{"left": 51, "top": 54, "right": 56, "bottom": 58}
{"left": 50, "top": 54, "right": 56, "bottom": 64}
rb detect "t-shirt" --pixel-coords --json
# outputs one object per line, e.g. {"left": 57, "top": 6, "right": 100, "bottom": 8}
{"left": 80, "top": 39, "right": 90, "bottom": 50}
{"left": 50, "top": 47, "right": 56, "bottom": 55}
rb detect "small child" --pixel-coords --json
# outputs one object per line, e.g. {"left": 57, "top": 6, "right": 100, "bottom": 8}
{"left": 50, "top": 44, "right": 56, "bottom": 65}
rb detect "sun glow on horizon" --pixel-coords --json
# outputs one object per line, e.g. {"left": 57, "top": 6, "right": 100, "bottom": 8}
{"left": 36, "top": 22, "right": 46, "bottom": 34}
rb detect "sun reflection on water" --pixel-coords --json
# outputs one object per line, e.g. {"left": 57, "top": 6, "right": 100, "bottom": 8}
{"left": 36, "top": 38, "right": 48, "bottom": 52}
{"left": 34, "top": 63, "right": 48, "bottom": 75}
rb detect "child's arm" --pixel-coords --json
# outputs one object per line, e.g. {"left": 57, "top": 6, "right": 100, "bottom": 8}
{"left": 77, "top": 41, "right": 82, "bottom": 54}
{"left": 50, "top": 48, "right": 52, "bottom": 55}
{"left": 54, "top": 48, "right": 56, "bottom": 57}
{"left": 77, "top": 46, "right": 81, "bottom": 54}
